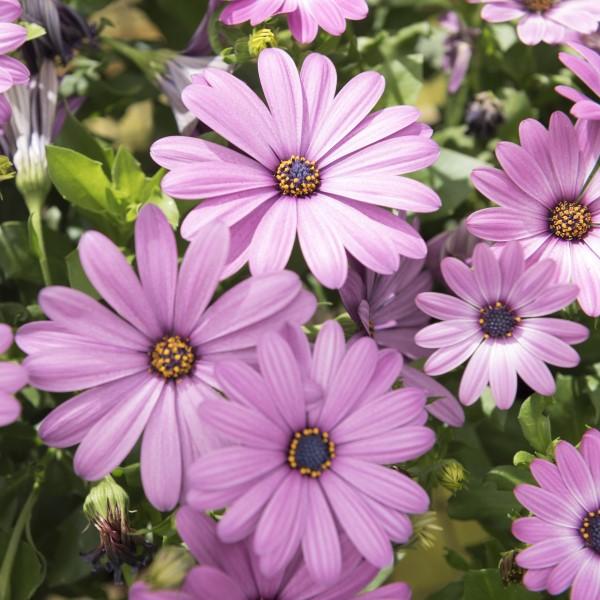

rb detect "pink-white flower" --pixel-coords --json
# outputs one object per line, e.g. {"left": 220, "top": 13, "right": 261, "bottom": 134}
{"left": 0, "top": 324, "right": 26, "bottom": 426}
{"left": 557, "top": 42, "right": 600, "bottom": 121}
{"left": 220, "top": 0, "right": 368, "bottom": 44}
{"left": 17, "top": 205, "right": 315, "bottom": 511}
{"left": 470, "top": 0, "right": 600, "bottom": 46}
{"left": 151, "top": 48, "right": 440, "bottom": 289}
{"left": 415, "top": 242, "right": 588, "bottom": 410}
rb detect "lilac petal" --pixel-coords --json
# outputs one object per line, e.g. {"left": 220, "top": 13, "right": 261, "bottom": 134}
{"left": 415, "top": 292, "right": 476, "bottom": 320}
{"left": 0, "top": 361, "right": 26, "bottom": 392}
{"left": 361, "top": 583, "right": 411, "bottom": 600}
{"left": 74, "top": 375, "right": 164, "bottom": 480}
{"left": 287, "top": 7, "right": 319, "bottom": 44}
{"left": 517, "top": 537, "right": 581, "bottom": 569}
{"left": 547, "top": 547, "right": 588, "bottom": 595}
{"left": 508, "top": 259, "right": 557, "bottom": 309}
{"left": 141, "top": 385, "right": 182, "bottom": 510}
{"left": 531, "top": 459, "right": 569, "bottom": 494}
{"left": 335, "top": 457, "right": 429, "bottom": 514}
{"left": 311, "top": 320, "right": 346, "bottom": 390}
{"left": 459, "top": 342, "right": 491, "bottom": 406}
{"left": 135, "top": 205, "right": 178, "bottom": 331}
{"left": 176, "top": 508, "right": 222, "bottom": 566}
{"left": 470, "top": 167, "right": 540, "bottom": 211}
{"left": 339, "top": 426, "right": 434, "bottom": 464}
{"left": 581, "top": 429, "right": 600, "bottom": 483}
{"left": 181, "top": 71, "right": 278, "bottom": 169}
{"left": 174, "top": 221, "right": 229, "bottom": 336}
{"left": 361, "top": 350, "right": 404, "bottom": 403}
{"left": 0, "top": 322, "right": 11, "bottom": 353}
{"left": 518, "top": 327, "right": 580, "bottom": 368}
{"left": 415, "top": 320, "right": 479, "bottom": 349}
{"left": 481, "top": 4, "right": 525, "bottom": 22}
{"left": 512, "top": 516, "right": 562, "bottom": 544}
{"left": 489, "top": 343, "right": 517, "bottom": 410}
{"left": 0, "top": 392, "right": 20, "bottom": 426}
{"left": 518, "top": 284, "right": 579, "bottom": 317}
{"left": 78, "top": 232, "right": 162, "bottom": 339}
{"left": 517, "top": 13, "right": 547, "bottom": 46}
{"left": 522, "top": 567, "right": 552, "bottom": 592}
{"left": 548, "top": 112, "right": 583, "bottom": 201}
{"left": 513, "top": 345, "right": 556, "bottom": 396}
{"left": 321, "top": 471, "right": 393, "bottom": 568}
{"left": 466, "top": 207, "right": 545, "bottom": 241}
{"left": 319, "top": 337, "right": 379, "bottom": 431}
{"left": 36, "top": 286, "right": 150, "bottom": 351}
{"left": 258, "top": 48, "right": 303, "bottom": 157}
{"left": 525, "top": 318, "right": 588, "bottom": 345}
{"left": 302, "top": 483, "right": 342, "bottom": 584}
{"left": 424, "top": 335, "right": 482, "bottom": 376}
{"left": 514, "top": 483, "right": 581, "bottom": 527}
{"left": 0, "top": 56, "right": 27, "bottom": 85}
{"left": 217, "top": 467, "right": 288, "bottom": 543}
{"left": 38, "top": 375, "right": 142, "bottom": 448}
{"left": 571, "top": 555, "right": 600, "bottom": 600}
{"left": 0, "top": 0, "right": 21, "bottom": 21}
{"left": 0, "top": 22, "right": 26, "bottom": 54}
{"left": 297, "top": 199, "right": 348, "bottom": 289}
{"left": 184, "top": 566, "right": 246, "bottom": 600}
{"left": 441, "top": 257, "right": 484, "bottom": 307}
{"left": 248, "top": 196, "right": 297, "bottom": 274}
{"left": 555, "top": 441, "right": 598, "bottom": 513}
{"left": 308, "top": 71, "right": 385, "bottom": 161}
{"left": 572, "top": 242, "right": 600, "bottom": 317}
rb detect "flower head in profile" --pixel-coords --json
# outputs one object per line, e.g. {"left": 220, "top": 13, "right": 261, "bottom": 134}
{"left": 130, "top": 507, "right": 412, "bottom": 600}
{"left": 513, "top": 430, "right": 600, "bottom": 598}
{"left": 17, "top": 205, "right": 315, "bottom": 511}
{"left": 0, "top": 323, "right": 26, "bottom": 426}
{"left": 467, "top": 112, "right": 600, "bottom": 316}
{"left": 339, "top": 251, "right": 465, "bottom": 427}
{"left": 440, "top": 11, "right": 478, "bottom": 94}
{"left": 219, "top": 0, "right": 368, "bottom": 44}
{"left": 415, "top": 242, "right": 588, "bottom": 409}
{"left": 152, "top": 48, "right": 440, "bottom": 289}
{"left": 0, "top": 0, "right": 29, "bottom": 122}
{"left": 557, "top": 42, "right": 600, "bottom": 121}
{"left": 187, "top": 321, "right": 434, "bottom": 582}
{"left": 469, "top": 0, "right": 600, "bottom": 46}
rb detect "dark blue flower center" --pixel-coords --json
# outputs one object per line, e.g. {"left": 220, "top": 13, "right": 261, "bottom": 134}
{"left": 550, "top": 201, "right": 592, "bottom": 241}
{"left": 275, "top": 156, "right": 320, "bottom": 198}
{"left": 150, "top": 335, "right": 195, "bottom": 380}
{"left": 479, "top": 302, "right": 519, "bottom": 339}
{"left": 288, "top": 427, "right": 335, "bottom": 478}
{"left": 581, "top": 511, "right": 600, "bottom": 553}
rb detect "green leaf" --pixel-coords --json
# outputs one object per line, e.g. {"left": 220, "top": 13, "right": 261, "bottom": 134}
{"left": 463, "top": 569, "right": 539, "bottom": 599}
{"left": 0, "top": 531, "right": 44, "bottom": 600}
{"left": 65, "top": 249, "right": 100, "bottom": 299}
{"left": 0, "top": 222, "right": 39, "bottom": 283}
{"left": 444, "top": 547, "right": 470, "bottom": 572}
{"left": 518, "top": 396, "right": 552, "bottom": 454}
{"left": 112, "top": 147, "right": 146, "bottom": 200}
{"left": 46, "top": 146, "right": 112, "bottom": 214}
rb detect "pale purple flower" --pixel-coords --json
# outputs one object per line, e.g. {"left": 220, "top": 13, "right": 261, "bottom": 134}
{"left": 220, "top": 0, "right": 368, "bottom": 44}
{"left": 151, "top": 48, "right": 440, "bottom": 289}
{"left": 0, "top": 324, "right": 26, "bottom": 426}
{"left": 415, "top": 242, "right": 588, "bottom": 409}
{"left": 470, "top": 0, "right": 600, "bottom": 46}
{"left": 440, "top": 12, "right": 478, "bottom": 94}
{"left": 467, "top": 112, "right": 600, "bottom": 316}
{"left": 187, "top": 321, "right": 434, "bottom": 582}
{"left": 129, "top": 507, "right": 412, "bottom": 600}
{"left": 16, "top": 204, "right": 315, "bottom": 511}
{"left": 513, "top": 430, "right": 600, "bottom": 597}
{"left": 339, "top": 253, "right": 465, "bottom": 427}
{"left": 557, "top": 42, "right": 600, "bottom": 121}
{"left": 0, "top": 0, "right": 29, "bottom": 123}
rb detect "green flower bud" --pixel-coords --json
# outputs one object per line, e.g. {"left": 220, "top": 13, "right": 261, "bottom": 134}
{"left": 410, "top": 511, "right": 442, "bottom": 551}
{"left": 248, "top": 28, "right": 277, "bottom": 57}
{"left": 83, "top": 475, "right": 129, "bottom": 528}
{"left": 438, "top": 459, "right": 468, "bottom": 493}
{"left": 142, "top": 547, "right": 195, "bottom": 591}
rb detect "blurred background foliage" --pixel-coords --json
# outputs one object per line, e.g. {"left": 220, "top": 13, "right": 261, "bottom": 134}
{"left": 1, "top": 0, "right": 597, "bottom": 599}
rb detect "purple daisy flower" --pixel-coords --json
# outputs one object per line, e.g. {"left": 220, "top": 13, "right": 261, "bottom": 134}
{"left": 16, "top": 205, "right": 315, "bottom": 511}
{"left": 470, "top": 0, "right": 600, "bottom": 46}
{"left": 415, "top": 242, "right": 588, "bottom": 409}
{"left": 467, "top": 112, "right": 600, "bottom": 316}
{"left": 151, "top": 48, "right": 441, "bottom": 289}
{"left": 557, "top": 42, "right": 600, "bottom": 121}
{"left": 440, "top": 12, "right": 479, "bottom": 94}
{"left": 339, "top": 253, "right": 465, "bottom": 427}
{"left": 186, "top": 320, "right": 435, "bottom": 582}
{"left": 129, "top": 507, "right": 412, "bottom": 600}
{"left": 219, "top": 0, "right": 368, "bottom": 45}
{"left": 513, "top": 430, "right": 600, "bottom": 597}
{"left": 0, "top": 324, "right": 27, "bottom": 426}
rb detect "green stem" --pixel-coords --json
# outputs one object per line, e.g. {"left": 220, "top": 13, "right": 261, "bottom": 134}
{"left": 29, "top": 209, "right": 51, "bottom": 286}
{"left": 0, "top": 483, "right": 40, "bottom": 600}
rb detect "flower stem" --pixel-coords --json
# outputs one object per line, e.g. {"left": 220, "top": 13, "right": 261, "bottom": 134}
{"left": 25, "top": 192, "right": 51, "bottom": 285}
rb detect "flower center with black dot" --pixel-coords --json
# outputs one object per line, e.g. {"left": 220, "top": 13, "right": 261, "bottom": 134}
{"left": 479, "top": 302, "right": 520, "bottom": 339}
{"left": 550, "top": 201, "right": 592, "bottom": 241}
{"left": 288, "top": 427, "right": 335, "bottom": 478}
{"left": 524, "top": 0, "right": 554, "bottom": 11}
{"left": 275, "top": 156, "right": 320, "bottom": 197}
{"left": 150, "top": 335, "right": 195, "bottom": 380}
{"left": 580, "top": 511, "right": 600, "bottom": 553}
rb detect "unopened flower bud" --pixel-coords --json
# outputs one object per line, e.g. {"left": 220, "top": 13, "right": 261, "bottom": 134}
{"left": 438, "top": 459, "right": 468, "bottom": 493}
{"left": 410, "top": 511, "right": 442, "bottom": 551}
{"left": 141, "top": 547, "right": 195, "bottom": 591}
{"left": 465, "top": 91, "right": 504, "bottom": 141}
{"left": 248, "top": 28, "right": 277, "bottom": 57}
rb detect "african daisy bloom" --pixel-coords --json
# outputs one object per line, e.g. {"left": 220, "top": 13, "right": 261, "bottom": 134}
{"left": 415, "top": 242, "right": 588, "bottom": 409}
{"left": 512, "top": 430, "right": 600, "bottom": 597}
{"left": 0, "top": 324, "right": 26, "bottom": 426}
{"left": 557, "top": 42, "right": 600, "bottom": 121}
{"left": 130, "top": 507, "right": 412, "bottom": 600}
{"left": 339, "top": 254, "right": 465, "bottom": 427}
{"left": 151, "top": 48, "right": 441, "bottom": 289}
{"left": 186, "top": 321, "right": 435, "bottom": 582}
{"left": 219, "top": 0, "right": 368, "bottom": 45}
{"left": 16, "top": 204, "right": 315, "bottom": 511}
{"left": 467, "top": 112, "right": 600, "bottom": 316}
{"left": 470, "top": 0, "right": 600, "bottom": 46}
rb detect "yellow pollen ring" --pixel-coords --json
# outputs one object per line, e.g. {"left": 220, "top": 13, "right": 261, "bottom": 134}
{"left": 275, "top": 155, "right": 320, "bottom": 198}
{"left": 550, "top": 201, "right": 593, "bottom": 241}
{"left": 287, "top": 426, "right": 335, "bottom": 478}
{"left": 150, "top": 335, "right": 195, "bottom": 381}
